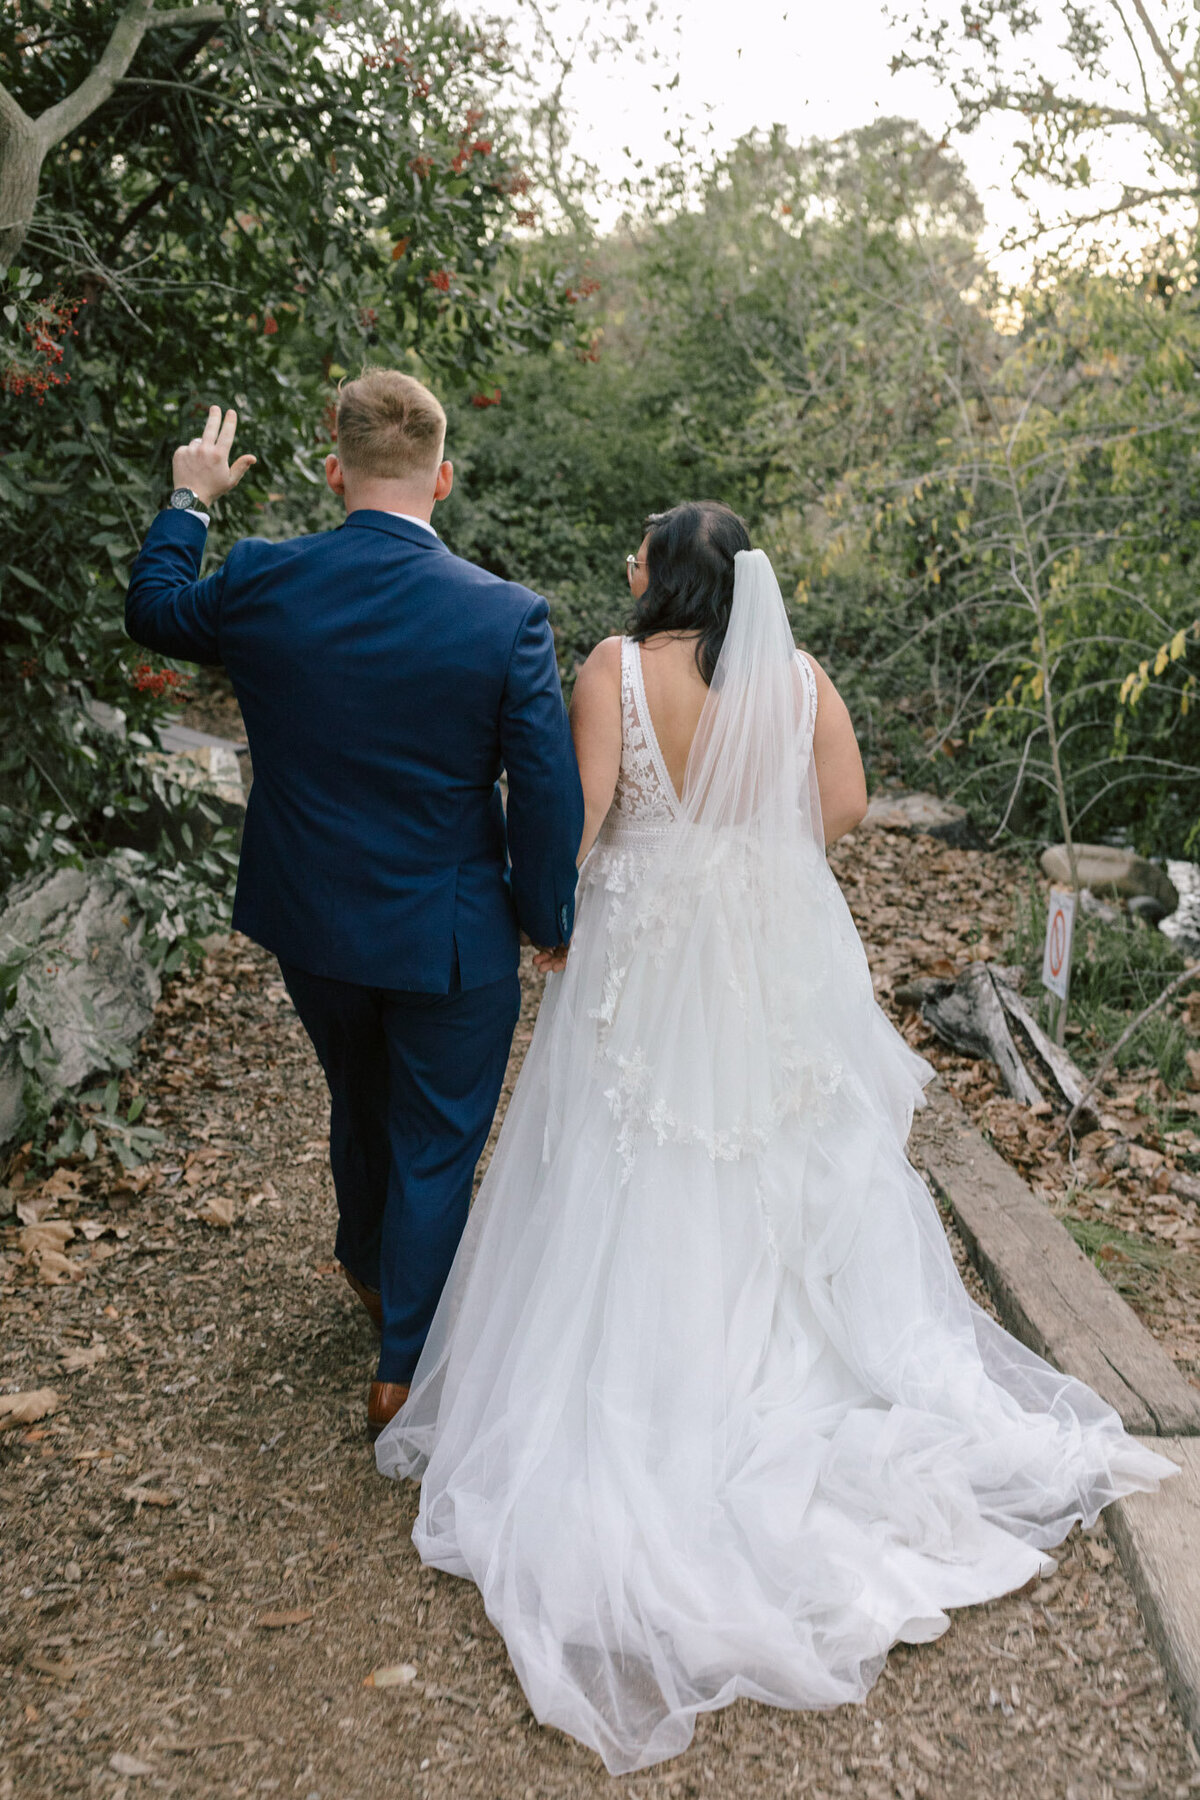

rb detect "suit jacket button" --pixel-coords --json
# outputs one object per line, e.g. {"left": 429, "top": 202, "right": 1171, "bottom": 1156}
{"left": 559, "top": 904, "right": 569, "bottom": 939}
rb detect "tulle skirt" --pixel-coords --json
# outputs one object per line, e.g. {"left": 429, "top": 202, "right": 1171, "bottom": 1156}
{"left": 376, "top": 818, "right": 1176, "bottom": 1774}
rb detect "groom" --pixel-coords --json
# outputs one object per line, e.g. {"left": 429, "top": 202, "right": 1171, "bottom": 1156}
{"left": 126, "top": 371, "right": 583, "bottom": 1439}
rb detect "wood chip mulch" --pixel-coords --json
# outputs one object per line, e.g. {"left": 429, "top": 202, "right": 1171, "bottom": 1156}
{"left": 1, "top": 837, "right": 1200, "bottom": 1797}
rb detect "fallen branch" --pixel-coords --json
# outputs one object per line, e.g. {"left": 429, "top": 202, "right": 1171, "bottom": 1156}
{"left": 991, "top": 971, "right": 1093, "bottom": 1118}
{"left": 920, "top": 963, "right": 1043, "bottom": 1106}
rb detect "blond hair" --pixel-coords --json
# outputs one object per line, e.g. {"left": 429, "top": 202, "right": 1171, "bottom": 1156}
{"left": 335, "top": 368, "right": 446, "bottom": 480}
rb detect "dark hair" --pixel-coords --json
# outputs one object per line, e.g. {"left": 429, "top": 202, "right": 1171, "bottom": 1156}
{"left": 628, "top": 501, "right": 751, "bottom": 684}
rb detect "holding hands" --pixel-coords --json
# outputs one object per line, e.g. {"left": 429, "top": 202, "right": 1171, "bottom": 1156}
{"left": 173, "top": 405, "right": 257, "bottom": 506}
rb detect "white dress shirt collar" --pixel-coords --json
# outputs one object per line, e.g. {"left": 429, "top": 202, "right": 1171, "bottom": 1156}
{"left": 380, "top": 510, "right": 438, "bottom": 536}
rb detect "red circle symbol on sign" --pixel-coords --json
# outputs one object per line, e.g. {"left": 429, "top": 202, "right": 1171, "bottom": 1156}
{"left": 1048, "top": 907, "right": 1067, "bottom": 978}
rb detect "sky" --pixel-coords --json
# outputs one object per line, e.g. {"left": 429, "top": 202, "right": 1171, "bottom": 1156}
{"left": 511, "top": 0, "right": 1181, "bottom": 277}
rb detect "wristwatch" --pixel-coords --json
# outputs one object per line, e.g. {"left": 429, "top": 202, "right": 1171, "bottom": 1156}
{"left": 167, "top": 486, "right": 203, "bottom": 512}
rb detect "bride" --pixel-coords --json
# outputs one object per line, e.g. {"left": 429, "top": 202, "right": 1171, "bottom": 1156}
{"left": 376, "top": 501, "right": 1175, "bottom": 1774}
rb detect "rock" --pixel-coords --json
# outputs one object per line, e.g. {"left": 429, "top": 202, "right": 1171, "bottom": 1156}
{"left": 137, "top": 740, "right": 246, "bottom": 855}
{"left": 1128, "top": 893, "right": 1171, "bottom": 927}
{"left": 861, "top": 791, "right": 976, "bottom": 847}
{"left": 1039, "top": 845, "right": 1178, "bottom": 916}
{"left": 1161, "top": 860, "right": 1200, "bottom": 956}
{"left": 0, "top": 864, "right": 161, "bottom": 1146}
{"left": 1169, "top": 1168, "right": 1200, "bottom": 1206}
{"left": 145, "top": 741, "right": 245, "bottom": 813}
{"left": 1078, "top": 887, "right": 1124, "bottom": 926}
{"left": 81, "top": 691, "right": 248, "bottom": 851}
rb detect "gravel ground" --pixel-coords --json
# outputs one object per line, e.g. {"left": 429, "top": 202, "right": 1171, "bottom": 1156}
{"left": 3, "top": 910, "right": 1200, "bottom": 1797}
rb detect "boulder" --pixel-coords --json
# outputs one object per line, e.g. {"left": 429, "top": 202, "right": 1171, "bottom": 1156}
{"left": 0, "top": 865, "right": 161, "bottom": 1146}
{"left": 138, "top": 736, "right": 246, "bottom": 855}
{"left": 861, "top": 790, "right": 976, "bottom": 847}
{"left": 144, "top": 740, "right": 245, "bottom": 815}
{"left": 1161, "top": 859, "right": 1200, "bottom": 956}
{"left": 1039, "top": 845, "right": 1178, "bottom": 916}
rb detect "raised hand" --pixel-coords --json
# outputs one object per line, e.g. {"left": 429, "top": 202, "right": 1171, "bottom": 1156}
{"left": 173, "top": 405, "right": 257, "bottom": 505}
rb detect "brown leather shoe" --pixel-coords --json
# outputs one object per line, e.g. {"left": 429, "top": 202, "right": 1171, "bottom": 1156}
{"left": 368, "top": 1380, "right": 410, "bottom": 1441}
{"left": 340, "top": 1262, "right": 382, "bottom": 1332}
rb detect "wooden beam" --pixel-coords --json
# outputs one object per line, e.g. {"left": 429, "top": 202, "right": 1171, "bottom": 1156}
{"left": 1108, "top": 1441, "right": 1200, "bottom": 1749}
{"left": 909, "top": 1081, "right": 1200, "bottom": 1437}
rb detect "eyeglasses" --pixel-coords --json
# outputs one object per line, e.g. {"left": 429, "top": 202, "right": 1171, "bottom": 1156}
{"left": 625, "top": 553, "right": 646, "bottom": 585}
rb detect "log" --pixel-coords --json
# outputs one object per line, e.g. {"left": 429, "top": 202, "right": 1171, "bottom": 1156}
{"left": 909, "top": 1082, "right": 1200, "bottom": 1437}
{"left": 920, "top": 963, "right": 1043, "bottom": 1106}
{"left": 991, "top": 971, "right": 1093, "bottom": 1116}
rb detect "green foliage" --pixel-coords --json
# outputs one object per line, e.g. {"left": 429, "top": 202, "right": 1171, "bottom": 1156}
{"left": 1010, "top": 882, "right": 1191, "bottom": 1088}
{"left": 1061, "top": 1216, "right": 1175, "bottom": 1300}
{"left": 0, "top": 0, "right": 583, "bottom": 894}
{"left": 442, "top": 119, "right": 985, "bottom": 719}
{"left": 0, "top": 0, "right": 592, "bottom": 1156}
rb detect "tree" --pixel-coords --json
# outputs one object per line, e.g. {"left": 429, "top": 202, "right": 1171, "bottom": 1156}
{"left": 892, "top": 0, "right": 1200, "bottom": 257}
{"left": 1, "top": 0, "right": 584, "bottom": 897}
{"left": 1, "top": 0, "right": 226, "bottom": 265}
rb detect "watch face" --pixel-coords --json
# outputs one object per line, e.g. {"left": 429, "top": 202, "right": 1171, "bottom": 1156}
{"left": 169, "top": 487, "right": 198, "bottom": 510}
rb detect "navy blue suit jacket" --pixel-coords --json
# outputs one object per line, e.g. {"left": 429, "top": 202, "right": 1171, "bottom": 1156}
{"left": 125, "top": 508, "right": 582, "bottom": 992}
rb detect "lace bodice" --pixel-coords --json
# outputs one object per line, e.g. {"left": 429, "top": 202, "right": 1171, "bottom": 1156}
{"left": 607, "top": 637, "right": 818, "bottom": 831}
{"left": 610, "top": 638, "right": 680, "bottom": 826}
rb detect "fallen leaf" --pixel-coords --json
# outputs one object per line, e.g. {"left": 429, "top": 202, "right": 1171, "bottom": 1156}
{"left": 0, "top": 1388, "right": 60, "bottom": 1428}
{"left": 364, "top": 1662, "right": 418, "bottom": 1689}
{"left": 60, "top": 1343, "right": 107, "bottom": 1375}
{"left": 123, "top": 1486, "right": 178, "bottom": 1509}
{"left": 18, "top": 1220, "right": 74, "bottom": 1255}
{"left": 183, "top": 1147, "right": 224, "bottom": 1186}
{"left": 197, "top": 1193, "right": 235, "bottom": 1228}
{"left": 35, "top": 1248, "right": 86, "bottom": 1285}
{"left": 256, "top": 1608, "right": 313, "bottom": 1629}
{"left": 40, "top": 1167, "right": 84, "bottom": 1201}
{"left": 16, "top": 1193, "right": 59, "bottom": 1226}
{"left": 109, "top": 1751, "right": 156, "bottom": 1777}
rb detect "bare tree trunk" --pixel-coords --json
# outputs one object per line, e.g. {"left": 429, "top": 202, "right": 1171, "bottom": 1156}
{"left": 0, "top": 87, "right": 39, "bottom": 265}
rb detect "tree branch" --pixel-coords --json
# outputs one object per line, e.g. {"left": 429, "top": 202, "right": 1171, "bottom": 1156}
{"left": 1054, "top": 961, "right": 1198, "bottom": 1146}
{"left": 147, "top": 5, "right": 226, "bottom": 23}
{"left": 32, "top": 0, "right": 225, "bottom": 154}
{"left": 1126, "top": 0, "right": 1187, "bottom": 93}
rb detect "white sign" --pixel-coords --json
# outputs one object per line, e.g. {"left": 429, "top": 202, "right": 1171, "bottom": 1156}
{"left": 1041, "top": 886, "right": 1076, "bottom": 1002}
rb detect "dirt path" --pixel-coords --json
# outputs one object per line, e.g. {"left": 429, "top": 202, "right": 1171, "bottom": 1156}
{"left": 3, "top": 928, "right": 1200, "bottom": 1800}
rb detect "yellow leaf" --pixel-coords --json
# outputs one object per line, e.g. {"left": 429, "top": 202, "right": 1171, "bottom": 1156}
{"left": 1170, "top": 628, "right": 1187, "bottom": 662}
{"left": 1030, "top": 669, "right": 1044, "bottom": 702}
{"left": 1118, "top": 671, "right": 1137, "bottom": 705}
{"left": 1154, "top": 646, "right": 1168, "bottom": 676}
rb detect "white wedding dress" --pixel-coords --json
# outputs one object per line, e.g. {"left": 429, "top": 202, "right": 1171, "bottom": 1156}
{"left": 376, "top": 550, "right": 1175, "bottom": 1774}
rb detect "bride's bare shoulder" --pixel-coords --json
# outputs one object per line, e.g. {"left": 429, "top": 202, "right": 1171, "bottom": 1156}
{"left": 583, "top": 634, "right": 624, "bottom": 668}
{"left": 574, "top": 635, "right": 623, "bottom": 690}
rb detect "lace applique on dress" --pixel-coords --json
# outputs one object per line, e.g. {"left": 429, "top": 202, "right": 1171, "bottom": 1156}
{"left": 611, "top": 638, "right": 678, "bottom": 825}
